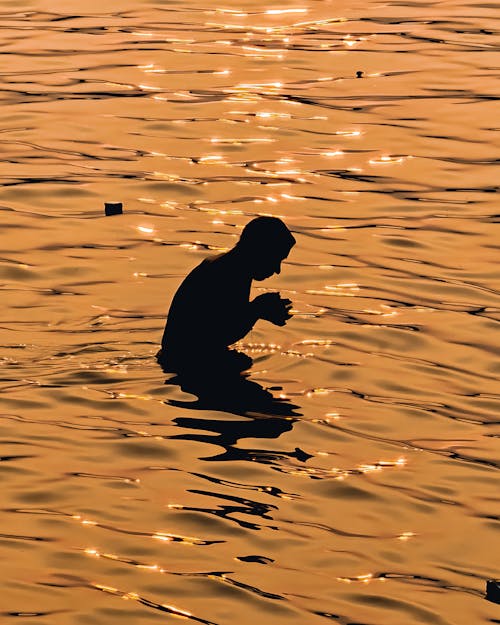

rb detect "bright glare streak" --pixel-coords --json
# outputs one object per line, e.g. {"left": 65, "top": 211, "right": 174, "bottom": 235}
{"left": 137, "top": 226, "right": 155, "bottom": 234}
{"left": 336, "top": 130, "right": 362, "bottom": 137}
{"left": 153, "top": 533, "right": 173, "bottom": 542}
{"left": 369, "top": 155, "right": 409, "bottom": 165}
{"left": 398, "top": 531, "right": 416, "bottom": 541}
{"left": 321, "top": 150, "right": 344, "bottom": 157}
{"left": 265, "top": 8, "right": 308, "bottom": 14}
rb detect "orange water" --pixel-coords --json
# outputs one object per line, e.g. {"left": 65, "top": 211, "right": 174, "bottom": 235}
{"left": 1, "top": 1, "right": 499, "bottom": 624}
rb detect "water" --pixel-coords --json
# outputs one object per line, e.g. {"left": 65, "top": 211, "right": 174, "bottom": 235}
{"left": 1, "top": 1, "right": 499, "bottom": 623}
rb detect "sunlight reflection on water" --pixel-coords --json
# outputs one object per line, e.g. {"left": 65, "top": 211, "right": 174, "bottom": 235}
{"left": 0, "top": 0, "right": 499, "bottom": 624}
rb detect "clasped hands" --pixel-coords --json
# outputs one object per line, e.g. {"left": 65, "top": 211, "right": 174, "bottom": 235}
{"left": 253, "top": 292, "right": 293, "bottom": 326}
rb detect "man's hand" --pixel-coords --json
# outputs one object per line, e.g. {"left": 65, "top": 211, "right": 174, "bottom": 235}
{"left": 252, "top": 292, "right": 293, "bottom": 326}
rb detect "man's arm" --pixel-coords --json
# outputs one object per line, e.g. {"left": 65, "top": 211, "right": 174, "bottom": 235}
{"left": 211, "top": 294, "right": 292, "bottom": 347}
{"left": 197, "top": 291, "right": 259, "bottom": 348}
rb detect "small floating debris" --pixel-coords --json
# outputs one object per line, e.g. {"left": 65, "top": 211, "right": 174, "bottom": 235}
{"left": 356, "top": 70, "right": 363, "bottom": 78}
{"left": 486, "top": 580, "right": 500, "bottom": 604}
{"left": 105, "top": 202, "right": 123, "bottom": 216}
{"left": 295, "top": 447, "right": 313, "bottom": 462}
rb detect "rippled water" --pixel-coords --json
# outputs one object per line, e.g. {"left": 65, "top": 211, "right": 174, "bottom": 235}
{"left": 1, "top": 1, "right": 499, "bottom": 623}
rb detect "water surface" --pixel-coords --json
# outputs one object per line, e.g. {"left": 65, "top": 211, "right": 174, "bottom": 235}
{"left": 1, "top": 1, "right": 499, "bottom": 624}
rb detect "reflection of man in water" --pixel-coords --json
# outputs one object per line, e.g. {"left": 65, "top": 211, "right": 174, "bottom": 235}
{"left": 157, "top": 216, "right": 296, "bottom": 375}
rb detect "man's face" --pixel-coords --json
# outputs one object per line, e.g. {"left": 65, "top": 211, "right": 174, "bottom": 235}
{"left": 252, "top": 248, "right": 291, "bottom": 281}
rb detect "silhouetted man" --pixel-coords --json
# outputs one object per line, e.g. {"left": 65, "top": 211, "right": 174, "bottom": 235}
{"left": 157, "top": 216, "right": 296, "bottom": 375}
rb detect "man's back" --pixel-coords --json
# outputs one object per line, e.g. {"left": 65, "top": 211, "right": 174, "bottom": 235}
{"left": 160, "top": 253, "right": 252, "bottom": 370}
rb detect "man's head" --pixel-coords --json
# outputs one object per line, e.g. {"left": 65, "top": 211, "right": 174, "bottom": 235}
{"left": 237, "top": 216, "right": 296, "bottom": 280}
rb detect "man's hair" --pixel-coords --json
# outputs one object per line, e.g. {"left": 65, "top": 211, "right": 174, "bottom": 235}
{"left": 238, "top": 216, "right": 296, "bottom": 251}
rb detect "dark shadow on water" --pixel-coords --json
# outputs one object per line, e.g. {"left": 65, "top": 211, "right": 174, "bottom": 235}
{"left": 161, "top": 355, "right": 310, "bottom": 463}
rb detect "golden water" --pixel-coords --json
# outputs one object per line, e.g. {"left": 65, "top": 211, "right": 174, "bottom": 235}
{"left": 1, "top": 1, "right": 499, "bottom": 623}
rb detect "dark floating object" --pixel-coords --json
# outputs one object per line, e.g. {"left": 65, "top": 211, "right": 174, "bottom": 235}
{"left": 104, "top": 202, "right": 123, "bottom": 216}
{"left": 486, "top": 580, "right": 500, "bottom": 604}
{"left": 295, "top": 447, "right": 313, "bottom": 462}
{"left": 356, "top": 70, "right": 363, "bottom": 78}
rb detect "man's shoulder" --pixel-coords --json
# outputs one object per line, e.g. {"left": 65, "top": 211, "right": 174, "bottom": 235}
{"left": 191, "top": 253, "right": 223, "bottom": 274}
{"left": 183, "top": 253, "right": 225, "bottom": 284}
